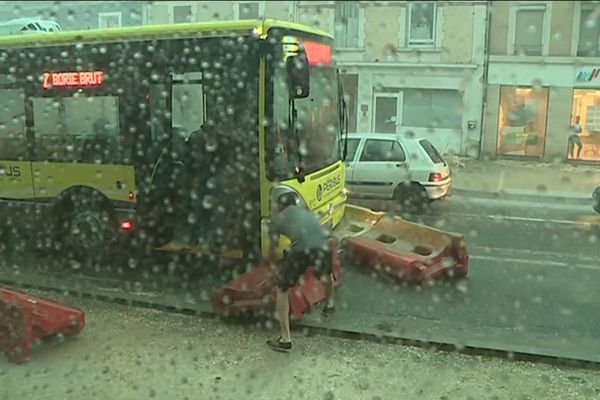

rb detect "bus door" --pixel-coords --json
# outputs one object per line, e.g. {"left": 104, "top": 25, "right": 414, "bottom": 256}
{"left": 139, "top": 73, "right": 206, "bottom": 247}
{"left": 168, "top": 71, "right": 209, "bottom": 245}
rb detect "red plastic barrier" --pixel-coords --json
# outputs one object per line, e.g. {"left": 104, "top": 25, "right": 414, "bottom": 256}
{"left": 211, "top": 238, "right": 341, "bottom": 320}
{"left": 0, "top": 288, "right": 85, "bottom": 364}
{"left": 343, "top": 221, "right": 468, "bottom": 283}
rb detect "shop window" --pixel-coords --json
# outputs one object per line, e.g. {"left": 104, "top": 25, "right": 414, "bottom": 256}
{"left": 513, "top": 7, "right": 545, "bottom": 56}
{"left": 334, "top": 1, "right": 360, "bottom": 48}
{"left": 0, "top": 88, "right": 27, "bottom": 160}
{"left": 497, "top": 87, "right": 548, "bottom": 158}
{"left": 569, "top": 89, "right": 600, "bottom": 161}
{"left": 407, "top": 2, "right": 436, "bottom": 47}
{"left": 98, "top": 12, "right": 122, "bottom": 29}
{"left": 402, "top": 89, "right": 462, "bottom": 130}
{"left": 32, "top": 96, "right": 125, "bottom": 164}
{"left": 578, "top": 4, "right": 600, "bottom": 57}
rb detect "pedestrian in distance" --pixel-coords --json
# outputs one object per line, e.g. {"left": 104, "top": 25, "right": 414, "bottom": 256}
{"left": 568, "top": 115, "right": 583, "bottom": 159}
{"left": 266, "top": 193, "right": 336, "bottom": 352}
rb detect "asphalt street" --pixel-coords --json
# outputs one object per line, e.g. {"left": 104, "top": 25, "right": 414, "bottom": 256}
{"left": 330, "top": 195, "right": 600, "bottom": 360}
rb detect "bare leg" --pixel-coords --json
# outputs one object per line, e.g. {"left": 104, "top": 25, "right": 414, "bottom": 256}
{"left": 324, "top": 274, "right": 335, "bottom": 308}
{"left": 568, "top": 139, "right": 574, "bottom": 159}
{"left": 276, "top": 288, "right": 291, "bottom": 342}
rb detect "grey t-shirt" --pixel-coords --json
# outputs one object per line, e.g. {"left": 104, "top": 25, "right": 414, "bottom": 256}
{"left": 270, "top": 206, "right": 328, "bottom": 252}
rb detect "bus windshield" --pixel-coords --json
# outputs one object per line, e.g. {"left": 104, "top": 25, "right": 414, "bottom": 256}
{"left": 269, "top": 63, "right": 340, "bottom": 180}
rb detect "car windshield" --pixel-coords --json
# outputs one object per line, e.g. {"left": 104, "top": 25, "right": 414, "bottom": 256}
{"left": 2, "top": 2, "right": 600, "bottom": 400}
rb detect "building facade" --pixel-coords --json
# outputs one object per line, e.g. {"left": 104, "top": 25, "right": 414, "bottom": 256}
{"left": 295, "top": 1, "right": 487, "bottom": 158}
{"left": 483, "top": 0, "right": 600, "bottom": 163}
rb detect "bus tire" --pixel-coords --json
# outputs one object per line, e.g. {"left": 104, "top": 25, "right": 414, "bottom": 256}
{"left": 53, "top": 188, "right": 117, "bottom": 266}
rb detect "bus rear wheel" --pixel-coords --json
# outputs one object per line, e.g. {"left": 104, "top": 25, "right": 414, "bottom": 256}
{"left": 54, "top": 190, "right": 117, "bottom": 267}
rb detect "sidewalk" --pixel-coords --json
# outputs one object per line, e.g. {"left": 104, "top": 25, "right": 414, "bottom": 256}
{"left": 450, "top": 158, "right": 600, "bottom": 202}
{"left": 2, "top": 293, "right": 599, "bottom": 400}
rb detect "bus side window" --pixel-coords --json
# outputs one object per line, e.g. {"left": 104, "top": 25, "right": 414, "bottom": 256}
{"left": 171, "top": 72, "right": 205, "bottom": 147}
{"left": 33, "top": 96, "right": 122, "bottom": 164}
{"left": 0, "top": 88, "right": 27, "bottom": 160}
{"left": 148, "top": 84, "right": 168, "bottom": 143}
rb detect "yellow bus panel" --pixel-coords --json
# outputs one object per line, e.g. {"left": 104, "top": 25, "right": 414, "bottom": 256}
{"left": 31, "top": 162, "right": 136, "bottom": 203}
{"left": 0, "top": 160, "right": 34, "bottom": 199}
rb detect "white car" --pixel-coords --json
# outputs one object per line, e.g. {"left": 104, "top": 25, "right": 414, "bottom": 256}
{"left": 342, "top": 133, "right": 452, "bottom": 210}
{"left": 0, "top": 18, "right": 61, "bottom": 35}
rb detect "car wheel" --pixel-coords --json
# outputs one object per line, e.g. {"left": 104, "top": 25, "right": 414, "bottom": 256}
{"left": 394, "top": 183, "right": 428, "bottom": 214}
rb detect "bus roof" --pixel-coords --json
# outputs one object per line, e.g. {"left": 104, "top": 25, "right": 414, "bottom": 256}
{"left": 0, "top": 18, "right": 332, "bottom": 49}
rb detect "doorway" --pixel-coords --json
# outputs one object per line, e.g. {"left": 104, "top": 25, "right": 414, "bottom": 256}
{"left": 373, "top": 93, "right": 402, "bottom": 133}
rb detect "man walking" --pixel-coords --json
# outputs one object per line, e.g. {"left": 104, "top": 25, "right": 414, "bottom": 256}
{"left": 266, "top": 193, "right": 335, "bottom": 351}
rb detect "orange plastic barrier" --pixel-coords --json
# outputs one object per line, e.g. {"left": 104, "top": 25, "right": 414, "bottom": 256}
{"left": 335, "top": 205, "right": 468, "bottom": 283}
{"left": 0, "top": 288, "right": 85, "bottom": 364}
{"left": 211, "top": 239, "right": 341, "bottom": 320}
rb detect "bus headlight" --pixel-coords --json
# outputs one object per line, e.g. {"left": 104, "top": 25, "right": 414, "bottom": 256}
{"left": 269, "top": 185, "right": 307, "bottom": 216}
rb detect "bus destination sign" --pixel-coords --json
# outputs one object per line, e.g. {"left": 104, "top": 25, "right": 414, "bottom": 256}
{"left": 42, "top": 71, "right": 104, "bottom": 89}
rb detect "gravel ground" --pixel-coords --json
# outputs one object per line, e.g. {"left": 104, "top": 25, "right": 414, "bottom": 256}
{"left": 1, "top": 294, "right": 599, "bottom": 400}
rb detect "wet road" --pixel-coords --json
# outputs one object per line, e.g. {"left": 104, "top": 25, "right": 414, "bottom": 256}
{"left": 1, "top": 193, "right": 599, "bottom": 361}
{"left": 327, "top": 195, "right": 600, "bottom": 360}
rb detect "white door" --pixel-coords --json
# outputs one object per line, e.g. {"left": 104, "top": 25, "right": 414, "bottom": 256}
{"left": 342, "top": 137, "right": 363, "bottom": 194}
{"left": 352, "top": 138, "right": 409, "bottom": 199}
{"left": 373, "top": 93, "right": 402, "bottom": 133}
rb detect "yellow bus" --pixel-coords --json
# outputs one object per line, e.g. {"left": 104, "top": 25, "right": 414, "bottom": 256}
{"left": 0, "top": 19, "right": 348, "bottom": 265}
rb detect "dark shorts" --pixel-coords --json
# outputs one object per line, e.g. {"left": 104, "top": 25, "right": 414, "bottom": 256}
{"left": 569, "top": 135, "right": 582, "bottom": 146}
{"left": 278, "top": 245, "right": 333, "bottom": 291}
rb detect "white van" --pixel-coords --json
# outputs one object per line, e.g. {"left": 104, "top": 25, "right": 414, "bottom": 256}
{"left": 0, "top": 18, "right": 62, "bottom": 36}
{"left": 343, "top": 133, "right": 452, "bottom": 210}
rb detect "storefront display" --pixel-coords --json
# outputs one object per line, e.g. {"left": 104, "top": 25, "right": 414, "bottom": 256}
{"left": 496, "top": 86, "right": 548, "bottom": 158}
{"left": 569, "top": 89, "right": 600, "bottom": 161}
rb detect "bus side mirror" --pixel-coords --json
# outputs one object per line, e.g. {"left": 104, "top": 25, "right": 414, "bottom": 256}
{"left": 286, "top": 51, "right": 310, "bottom": 99}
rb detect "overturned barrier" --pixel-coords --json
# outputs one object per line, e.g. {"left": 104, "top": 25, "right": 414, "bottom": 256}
{"left": 0, "top": 287, "right": 85, "bottom": 364}
{"left": 211, "top": 238, "right": 341, "bottom": 320}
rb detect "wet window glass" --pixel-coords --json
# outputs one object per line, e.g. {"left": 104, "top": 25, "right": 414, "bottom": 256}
{"left": 2, "top": 2, "right": 600, "bottom": 399}
{"left": 269, "top": 53, "right": 340, "bottom": 179}
{"left": 359, "top": 139, "right": 406, "bottom": 162}
{"left": 32, "top": 96, "right": 122, "bottom": 163}
{"left": 342, "top": 138, "right": 360, "bottom": 161}
{"left": 0, "top": 88, "right": 27, "bottom": 159}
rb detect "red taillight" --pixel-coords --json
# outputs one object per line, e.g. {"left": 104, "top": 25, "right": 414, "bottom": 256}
{"left": 120, "top": 220, "right": 133, "bottom": 232}
{"left": 128, "top": 192, "right": 135, "bottom": 200}
{"left": 429, "top": 173, "right": 443, "bottom": 182}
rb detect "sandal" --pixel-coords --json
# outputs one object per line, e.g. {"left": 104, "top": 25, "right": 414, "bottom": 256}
{"left": 266, "top": 336, "right": 292, "bottom": 351}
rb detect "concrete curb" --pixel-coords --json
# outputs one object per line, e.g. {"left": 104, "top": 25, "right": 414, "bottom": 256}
{"left": 452, "top": 188, "right": 593, "bottom": 206}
